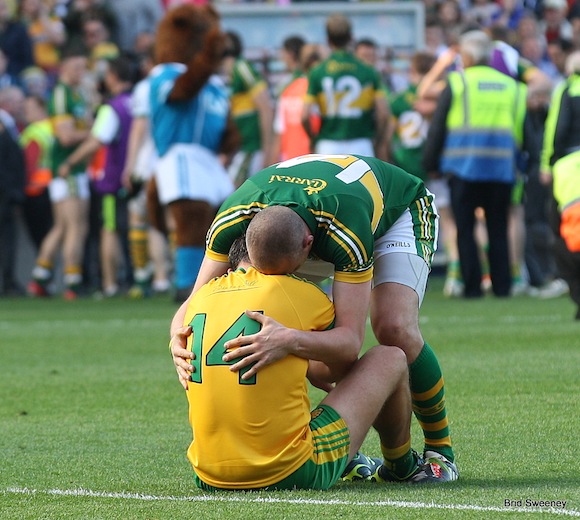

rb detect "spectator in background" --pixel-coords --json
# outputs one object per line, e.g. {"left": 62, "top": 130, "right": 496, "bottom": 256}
{"left": 424, "top": 18, "right": 449, "bottom": 57}
{"left": 122, "top": 46, "right": 171, "bottom": 297}
{"left": 19, "top": 94, "right": 53, "bottom": 250}
{"left": 493, "top": 0, "right": 527, "bottom": 31}
{"left": 464, "top": 0, "right": 502, "bottom": 28}
{"left": 75, "top": 10, "right": 121, "bottom": 121}
{"left": 522, "top": 82, "right": 568, "bottom": 298}
{"left": 0, "top": 84, "right": 25, "bottom": 133}
{"left": 275, "top": 35, "right": 305, "bottom": 95}
{"left": 485, "top": 24, "right": 551, "bottom": 295}
{"left": 61, "top": 0, "right": 117, "bottom": 51}
{"left": 18, "top": 0, "right": 65, "bottom": 79}
{"left": 57, "top": 55, "right": 136, "bottom": 298}
{"left": 423, "top": 30, "right": 527, "bottom": 298}
{"left": 0, "top": 86, "right": 25, "bottom": 296}
{"left": 541, "top": 51, "right": 580, "bottom": 319}
{"left": 546, "top": 36, "right": 573, "bottom": 81}
{"left": 222, "top": 30, "right": 273, "bottom": 186}
{"left": 569, "top": 2, "right": 580, "bottom": 49}
{"left": 268, "top": 39, "right": 323, "bottom": 164}
{"left": 434, "top": 0, "right": 464, "bottom": 45}
{"left": 517, "top": 9, "right": 543, "bottom": 42}
{"left": 19, "top": 65, "right": 50, "bottom": 99}
{"left": 539, "top": 0, "right": 573, "bottom": 44}
{"left": 107, "top": 0, "right": 163, "bottom": 53}
{"left": 81, "top": 12, "right": 119, "bottom": 81}
{"left": 488, "top": 24, "right": 552, "bottom": 89}
{"left": 354, "top": 37, "right": 392, "bottom": 93}
{"left": 302, "top": 13, "right": 389, "bottom": 160}
{"left": 354, "top": 38, "right": 379, "bottom": 68}
{"left": 0, "top": 0, "right": 34, "bottom": 77}
{"left": 519, "top": 35, "right": 561, "bottom": 83}
{"left": 28, "top": 45, "right": 92, "bottom": 299}
{"left": 0, "top": 48, "right": 19, "bottom": 89}
{"left": 539, "top": 0, "right": 574, "bottom": 43}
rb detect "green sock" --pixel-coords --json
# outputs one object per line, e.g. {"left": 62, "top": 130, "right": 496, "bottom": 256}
{"left": 512, "top": 263, "right": 522, "bottom": 283}
{"left": 409, "top": 343, "right": 454, "bottom": 462}
{"left": 446, "top": 260, "right": 461, "bottom": 280}
{"left": 381, "top": 441, "right": 418, "bottom": 479}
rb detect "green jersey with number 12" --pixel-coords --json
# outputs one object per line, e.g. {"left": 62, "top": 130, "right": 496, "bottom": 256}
{"left": 306, "top": 51, "right": 386, "bottom": 141}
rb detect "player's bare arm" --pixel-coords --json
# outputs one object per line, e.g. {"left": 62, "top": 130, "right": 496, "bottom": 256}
{"left": 300, "top": 99, "right": 316, "bottom": 141}
{"left": 306, "top": 360, "right": 335, "bottom": 392}
{"left": 373, "top": 96, "right": 390, "bottom": 161}
{"left": 169, "top": 256, "right": 229, "bottom": 388}
{"left": 222, "top": 280, "right": 371, "bottom": 381}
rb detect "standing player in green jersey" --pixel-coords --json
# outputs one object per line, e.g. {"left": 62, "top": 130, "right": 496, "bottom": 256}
{"left": 222, "top": 31, "right": 273, "bottom": 188}
{"left": 301, "top": 14, "right": 389, "bottom": 161}
{"left": 169, "top": 153, "right": 458, "bottom": 481}
{"left": 388, "top": 52, "right": 437, "bottom": 183}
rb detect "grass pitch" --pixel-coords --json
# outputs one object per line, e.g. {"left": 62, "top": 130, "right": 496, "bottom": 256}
{"left": 1, "top": 278, "right": 579, "bottom": 519}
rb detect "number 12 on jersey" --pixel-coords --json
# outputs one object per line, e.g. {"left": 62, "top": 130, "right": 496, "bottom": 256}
{"left": 188, "top": 312, "right": 263, "bottom": 385}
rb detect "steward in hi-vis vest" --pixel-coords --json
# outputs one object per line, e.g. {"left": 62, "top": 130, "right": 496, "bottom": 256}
{"left": 423, "top": 30, "right": 527, "bottom": 299}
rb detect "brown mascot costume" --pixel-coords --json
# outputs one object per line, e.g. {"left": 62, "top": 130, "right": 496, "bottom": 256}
{"left": 147, "top": 4, "right": 238, "bottom": 301}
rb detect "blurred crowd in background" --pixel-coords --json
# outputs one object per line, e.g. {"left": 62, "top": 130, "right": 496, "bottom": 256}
{"left": 1, "top": 0, "right": 578, "bottom": 309}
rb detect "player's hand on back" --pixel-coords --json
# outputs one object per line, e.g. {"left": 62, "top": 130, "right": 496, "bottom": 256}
{"left": 222, "top": 310, "right": 295, "bottom": 380}
{"left": 170, "top": 326, "right": 194, "bottom": 390}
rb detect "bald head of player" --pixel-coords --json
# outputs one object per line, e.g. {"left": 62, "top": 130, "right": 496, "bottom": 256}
{"left": 246, "top": 206, "right": 314, "bottom": 275}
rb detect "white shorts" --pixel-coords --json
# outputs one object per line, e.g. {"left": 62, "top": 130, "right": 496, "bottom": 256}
{"left": 48, "top": 174, "right": 90, "bottom": 203}
{"left": 427, "top": 177, "right": 450, "bottom": 209}
{"left": 155, "top": 143, "right": 234, "bottom": 206}
{"left": 315, "top": 138, "right": 374, "bottom": 157}
{"left": 372, "top": 208, "right": 436, "bottom": 306}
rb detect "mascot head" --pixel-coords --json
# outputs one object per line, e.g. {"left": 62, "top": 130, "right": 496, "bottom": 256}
{"left": 154, "top": 4, "right": 224, "bottom": 66}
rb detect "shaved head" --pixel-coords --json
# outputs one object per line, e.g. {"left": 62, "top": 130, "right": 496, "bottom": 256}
{"left": 246, "top": 206, "right": 313, "bottom": 274}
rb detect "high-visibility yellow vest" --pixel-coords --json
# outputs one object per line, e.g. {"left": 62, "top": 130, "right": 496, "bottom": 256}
{"left": 441, "top": 66, "right": 526, "bottom": 183}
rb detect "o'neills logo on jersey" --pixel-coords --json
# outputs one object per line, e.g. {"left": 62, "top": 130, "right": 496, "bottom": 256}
{"left": 268, "top": 175, "right": 327, "bottom": 195}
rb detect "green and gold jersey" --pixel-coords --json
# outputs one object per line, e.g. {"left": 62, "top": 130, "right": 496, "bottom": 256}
{"left": 230, "top": 58, "right": 268, "bottom": 152}
{"left": 306, "top": 51, "right": 386, "bottom": 141}
{"left": 48, "top": 81, "right": 89, "bottom": 175}
{"left": 206, "top": 154, "right": 428, "bottom": 283}
{"left": 389, "top": 84, "right": 428, "bottom": 181}
{"left": 184, "top": 267, "right": 335, "bottom": 490}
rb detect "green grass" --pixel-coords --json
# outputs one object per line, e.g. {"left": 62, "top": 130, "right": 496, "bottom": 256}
{"left": 1, "top": 279, "right": 579, "bottom": 519}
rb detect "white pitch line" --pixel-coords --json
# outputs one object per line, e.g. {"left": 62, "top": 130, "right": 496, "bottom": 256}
{"left": 4, "top": 487, "right": 579, "bottom": 517}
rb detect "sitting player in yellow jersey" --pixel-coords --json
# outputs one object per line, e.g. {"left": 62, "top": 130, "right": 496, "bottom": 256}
{"left": 176, "top": 208, "right": 453, "bottom": 490}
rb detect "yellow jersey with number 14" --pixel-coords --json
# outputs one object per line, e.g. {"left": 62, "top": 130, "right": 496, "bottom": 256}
{"left": 184, "top": 267, "right": 335, "bottom": 490}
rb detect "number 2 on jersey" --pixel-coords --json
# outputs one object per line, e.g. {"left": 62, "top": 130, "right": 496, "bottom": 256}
{"left": 188, "top": 312, "right": 262, "bottom": 385}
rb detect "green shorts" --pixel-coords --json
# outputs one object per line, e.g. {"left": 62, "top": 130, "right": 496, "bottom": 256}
{"left": 193, "top": 404, "right": 350, "bottom": 491}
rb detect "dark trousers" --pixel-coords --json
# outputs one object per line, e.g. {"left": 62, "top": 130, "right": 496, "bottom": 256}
{"left": 449, "top": 176, "right": 513, "bottom": 297}
{"left": 0, "top": 194, "right": 18, "bottom": 293}
{"left": 22, "top": 191, "right": 53, "bottom": 250}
